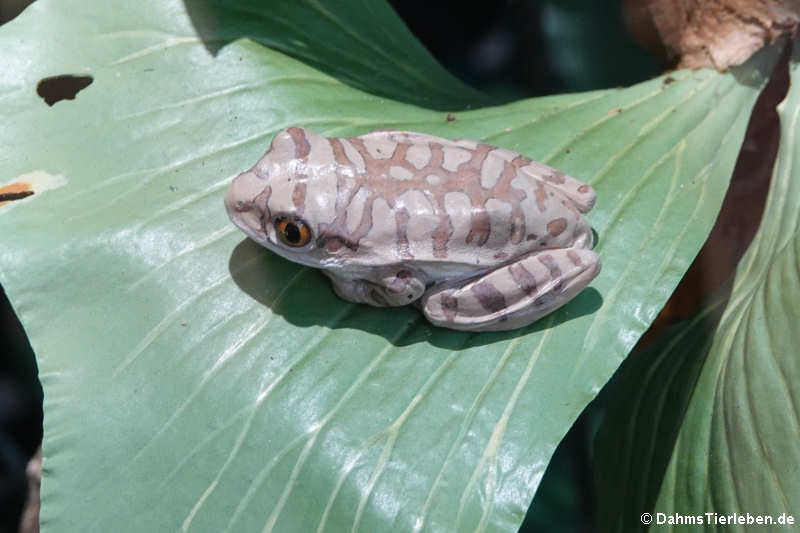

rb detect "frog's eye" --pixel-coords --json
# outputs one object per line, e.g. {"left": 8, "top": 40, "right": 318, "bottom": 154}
{"left": 274, "top": 216, "right": 312, "bottom": 247}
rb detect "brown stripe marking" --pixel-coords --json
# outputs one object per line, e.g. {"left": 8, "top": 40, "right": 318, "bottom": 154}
{"left": 534, "top": 181, "right": 548, "bottom": 212}
{"left": 428, "top": 143, "right": 457, "bottom": 255}
{"left": 394, "top": 207, "right": 413, "bottom": 260}
{"left": 251, "top": 186, "right": 273, "bottom": 231}
{"left": 538, "top": 254, "right": 564, "bottom": 291}
{"left": 538, "top": 254, "right": 562, "bottom": 279}
{"left": 567, "top": 250, "right": 584, "bottom": 266}
{"left": 509, "top": 212, "right": 525, "bottom": 244}
{"left": 329, "top": 137, "right": 351, "bottom": 167}
{"left": 441, "top": 293, "right": 458, "bottom": 320}
{"left": 316, "top": 138, "right": 374, "bottom": 252}
{"left": 509, "top": 263, "right": 537, "bottom": 296}
{"left": 292, "top": 182, "right": 307, "bottom": 215}
{"left": 431, "top": 200, "right": 454, "bottom": 258}
{"left": 287, "top": 127, "right": 311, "bottom": 216}
{"left": 329, "top": 138, "right": 361, "bottom": 217}
{"left": 287, "top": 127, "right": 311, "bottom": 158}
{"left": 472, "top": 281, "right": 507, "bottom": 314}
{"left": 545, "top": 171, "right": 566, "bottom": 184}
{"left": 464, "top": 147, "right": 511, "bottom": 246}
{"left": 329, "top": 138, "right": 359, "bottom": 221}
{"left": 392, "top": 141, "right": 409, "bottom": 163}
{"left": 349, "top": 194, "right": 377, "bottom": 243}
{"left": 488, "top": 156, "right": 527, "bottom": 244}
{"left": 466, "top": 207, "right": 490, "bottom": 246}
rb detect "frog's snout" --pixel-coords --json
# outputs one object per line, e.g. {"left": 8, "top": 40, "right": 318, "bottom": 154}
{"left": 225, "top": 170, "right": 262, "bottom": 214}
{"left": 225, "top": 169, "right": 268, "bottom": 241}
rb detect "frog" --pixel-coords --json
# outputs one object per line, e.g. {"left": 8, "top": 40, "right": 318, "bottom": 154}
{"left": 225, "top": 126, "right": 600, "bottom": 331}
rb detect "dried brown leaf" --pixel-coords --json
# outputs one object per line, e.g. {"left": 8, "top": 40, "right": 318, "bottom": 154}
{"left": 646, "top": 0, "right": 800, "bottom": 69}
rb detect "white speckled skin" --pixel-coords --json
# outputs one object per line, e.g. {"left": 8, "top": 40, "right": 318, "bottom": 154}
{"left": 225, "top": 127, "right": 601, "bottom": 331}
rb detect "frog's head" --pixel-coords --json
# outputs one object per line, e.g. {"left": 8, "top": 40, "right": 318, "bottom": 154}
{"left": 225, "top": 127, "right": 341, "bottom": 268}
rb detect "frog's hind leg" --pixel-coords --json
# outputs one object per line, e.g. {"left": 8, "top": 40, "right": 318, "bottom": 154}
{"left": 323, "top": 269, "right": 426, "bottom": 307}
{"left": 420, "top": 248, "right": 600, "bottom": 332}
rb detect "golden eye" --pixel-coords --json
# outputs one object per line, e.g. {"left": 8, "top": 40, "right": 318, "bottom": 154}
{"left": 274, "top": 216, "right": 311, "bottom": 247}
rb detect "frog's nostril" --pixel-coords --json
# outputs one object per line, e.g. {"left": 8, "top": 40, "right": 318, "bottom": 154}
{"left": 224, "top": 181, "right": 244, "bottom": 215}
{"left": 225, "top": 170, "right": 271, "bottom": 241}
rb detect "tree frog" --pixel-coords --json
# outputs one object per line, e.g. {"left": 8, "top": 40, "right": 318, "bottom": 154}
{"left": 225, "top": 127, "right": 600, "bottom": 331}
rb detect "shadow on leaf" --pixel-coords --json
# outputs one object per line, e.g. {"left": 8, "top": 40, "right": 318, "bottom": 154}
{"left": 229, "top": 238, "right": 602, "bottom": 348}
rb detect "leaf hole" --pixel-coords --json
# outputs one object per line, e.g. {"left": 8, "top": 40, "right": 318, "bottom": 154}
{"left": 36, "top": 74, "right": 93, "bottom": 106}
{"left": 0, "top": 182, "right": 34, "bottom": 207}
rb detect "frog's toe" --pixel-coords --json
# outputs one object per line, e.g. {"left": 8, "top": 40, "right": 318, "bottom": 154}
{"left": 323, "top": 270, "right": 426, "bottom": 308}
{"left": 377, "top": 270, "right": 426, "bottom": 306}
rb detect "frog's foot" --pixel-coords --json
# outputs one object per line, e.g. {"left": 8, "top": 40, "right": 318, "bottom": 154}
{"left": 324, "top": 269, "right": 426, "bottom": 307}
{"left": 420, "top": 248, "right": 600, "bottom": 332}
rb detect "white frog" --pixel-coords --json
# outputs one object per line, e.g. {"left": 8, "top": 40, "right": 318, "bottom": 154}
{"left": 225, "top": 127, "right": 600, "bottom": 331}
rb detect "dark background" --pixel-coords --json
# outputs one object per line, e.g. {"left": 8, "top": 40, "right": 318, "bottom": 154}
{"left": 0, "top": 1, "right": 661, "bottom": 531}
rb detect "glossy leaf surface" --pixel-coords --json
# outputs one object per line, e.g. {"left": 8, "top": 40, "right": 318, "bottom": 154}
{"left": 0, "top": 1, "right": 778, "bottom": 531}
{"left": 594, "top": 38, "right": 800, "bottom": 533}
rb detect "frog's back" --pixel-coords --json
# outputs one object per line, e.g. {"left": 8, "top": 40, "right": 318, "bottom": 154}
{"left": 347, "top": 130, "right": 594, "bottom": 210}
{"left": 319, "top": 129, "right": 594, "bottom": 267}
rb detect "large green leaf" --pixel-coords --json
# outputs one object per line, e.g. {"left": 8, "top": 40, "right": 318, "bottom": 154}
{"left": 594, "top": 39, "right": 800, "bottom": 532}
{"left": 0, "top": 1, "right": 779, "bottom": 531}
{"left": 181, "top": 0, "right": 489, "bottom": 110}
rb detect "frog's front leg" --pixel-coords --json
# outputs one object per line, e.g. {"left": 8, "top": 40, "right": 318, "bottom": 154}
{"left": 421, "top": 248, "right": 600, "bottom": 332}
{"left": 323, "top": 268, "right": 426, "bottom": 307}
